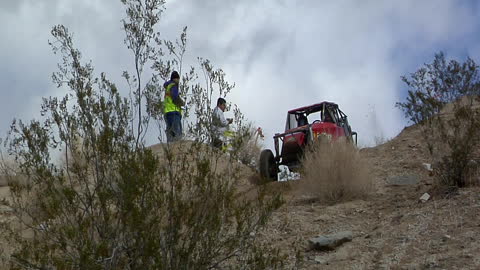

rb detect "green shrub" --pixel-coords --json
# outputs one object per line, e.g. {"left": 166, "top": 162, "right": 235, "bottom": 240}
{"left": 397, "top": 52, "right": 480, "bottom": 188}
{"left": 0, "top": 1, "right": 284, "bottom": 268}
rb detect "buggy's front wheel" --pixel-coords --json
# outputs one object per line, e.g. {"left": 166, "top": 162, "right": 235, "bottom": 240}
{"left": 259, "top": 149, "right": 277, "bottom": 181}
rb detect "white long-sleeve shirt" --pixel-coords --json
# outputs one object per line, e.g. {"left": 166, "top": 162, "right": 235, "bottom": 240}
{"left": 212, "top": 106, "right": 229, "bottom": 137}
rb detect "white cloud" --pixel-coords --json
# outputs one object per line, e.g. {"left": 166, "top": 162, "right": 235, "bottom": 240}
{"left": 0, "top": 0, "right": 479, "bottom": 149}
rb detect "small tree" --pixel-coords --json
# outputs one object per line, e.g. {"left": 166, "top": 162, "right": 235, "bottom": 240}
{"left": 121, "top": 0, "right": 165, "bottom": 146}
{"left": 0, "top": 1, "right": 284, "bottom": 268}
{"left": 397, "top": 52, "right": 480, "bottom": 187}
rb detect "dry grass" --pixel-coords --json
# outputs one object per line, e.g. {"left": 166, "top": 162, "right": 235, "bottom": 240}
{"left": 297, "top": 138, "right": 373, "bottom": 203}
{"left": 0, "top": 157, "right": 29, "bottom": 188}
{"left": 233, "top": 125, "right": 264, "bottom": 169}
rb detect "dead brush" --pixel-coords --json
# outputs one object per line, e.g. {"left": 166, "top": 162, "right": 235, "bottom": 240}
{"left": 230, "top": 123, "right": 264, "bottom": 169}
{"left": 298, "top": 138, "right": 372, "bottom": 203}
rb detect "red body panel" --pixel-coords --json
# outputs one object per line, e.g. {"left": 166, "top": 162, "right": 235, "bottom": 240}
{"left": 283, "top": 130, "right": 307, "bottom": 145}
{"left": 280, "top": 122, "right": 345, "bottom": 164}
{"left": 281, "top": 127, "right": 307, "bottom": 164}
{"left": 310, "top": 122, "right": 345, "bottom": 140}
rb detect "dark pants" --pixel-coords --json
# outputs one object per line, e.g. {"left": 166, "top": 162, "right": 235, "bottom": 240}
{"left": 165, "top": 111, "right": 182, "bottom": 143}
{"left": 211, "top": 137, "right": 223, "bottom": 149}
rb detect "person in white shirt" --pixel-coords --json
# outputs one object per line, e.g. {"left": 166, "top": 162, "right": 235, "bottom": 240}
{"left": 212, "top": 97, "right": 233, "bottom": 148}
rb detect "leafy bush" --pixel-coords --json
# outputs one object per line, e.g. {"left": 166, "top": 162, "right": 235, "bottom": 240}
{"left": 397, "top": 52, "right": 480, "bottom": 187}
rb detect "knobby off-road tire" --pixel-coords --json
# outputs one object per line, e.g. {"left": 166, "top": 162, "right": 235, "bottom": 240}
{"left": 259, "top": 149, "right": 277, "bottom": 181}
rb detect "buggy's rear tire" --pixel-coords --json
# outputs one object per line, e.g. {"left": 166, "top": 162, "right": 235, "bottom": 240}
{"left": 259, "top": 149, "right": 277, "bottom": 181}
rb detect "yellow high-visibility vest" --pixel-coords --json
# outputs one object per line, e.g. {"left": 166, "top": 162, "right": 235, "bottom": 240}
{"left": 164, "top": 82, "right": 181, "bottom": 113}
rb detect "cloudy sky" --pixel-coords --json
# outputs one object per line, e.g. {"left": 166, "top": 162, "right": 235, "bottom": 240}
{"left": 1, "top": 0, "right": 480, "bottom": 148}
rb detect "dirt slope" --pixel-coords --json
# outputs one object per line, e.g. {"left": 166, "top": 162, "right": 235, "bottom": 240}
{"left": 261, "top": 124, "right": 480, "bottom": 269}
{"left": 1, "top": 126, "right": 480, "bottom": 269}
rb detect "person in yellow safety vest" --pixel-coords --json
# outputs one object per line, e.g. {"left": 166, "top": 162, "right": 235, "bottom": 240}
{"left": 164, "top": 71, "right": 184, "bottom": 142}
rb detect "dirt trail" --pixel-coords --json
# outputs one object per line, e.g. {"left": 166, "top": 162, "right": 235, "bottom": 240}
{"left": 1, "top": 125, "right": 480, "bottom": 269}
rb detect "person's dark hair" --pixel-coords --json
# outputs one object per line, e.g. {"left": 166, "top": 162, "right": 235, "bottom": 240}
{"left": 171, "top": 71, "right": 180, "bottom": 80}
{"left": 217, "top": 97, "right": 226, "bottom": 106}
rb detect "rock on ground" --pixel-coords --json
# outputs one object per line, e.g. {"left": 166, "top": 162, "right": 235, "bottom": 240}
{"left": 308, "top": 231, "right": 353, "bottom": 251}
{"left": 387, "top": 174, "right": 419, "bottom": 186}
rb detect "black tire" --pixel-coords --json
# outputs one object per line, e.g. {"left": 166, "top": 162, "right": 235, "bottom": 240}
{"left": 259, "top": 149, "right": 277, "bottom": 181}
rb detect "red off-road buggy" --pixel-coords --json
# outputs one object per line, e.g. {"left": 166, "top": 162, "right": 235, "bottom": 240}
{"left": 259, "top": 102, "right": 357, "bottom": 180}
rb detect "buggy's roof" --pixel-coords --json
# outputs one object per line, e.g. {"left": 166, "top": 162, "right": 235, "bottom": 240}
{"left": 288, "top": 102, "right": 338, "bottom": 114}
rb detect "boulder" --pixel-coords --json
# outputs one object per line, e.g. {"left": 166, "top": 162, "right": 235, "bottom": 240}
{"left": 308, "top": 231, "right": 353, "bottom": 251}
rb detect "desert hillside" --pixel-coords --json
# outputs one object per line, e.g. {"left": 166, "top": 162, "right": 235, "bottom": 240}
{"left": 260, "top": 123, "right": 480, "bottom": 269}
{"left": 1, "top": 123, "right": 480, "bottom": 269}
